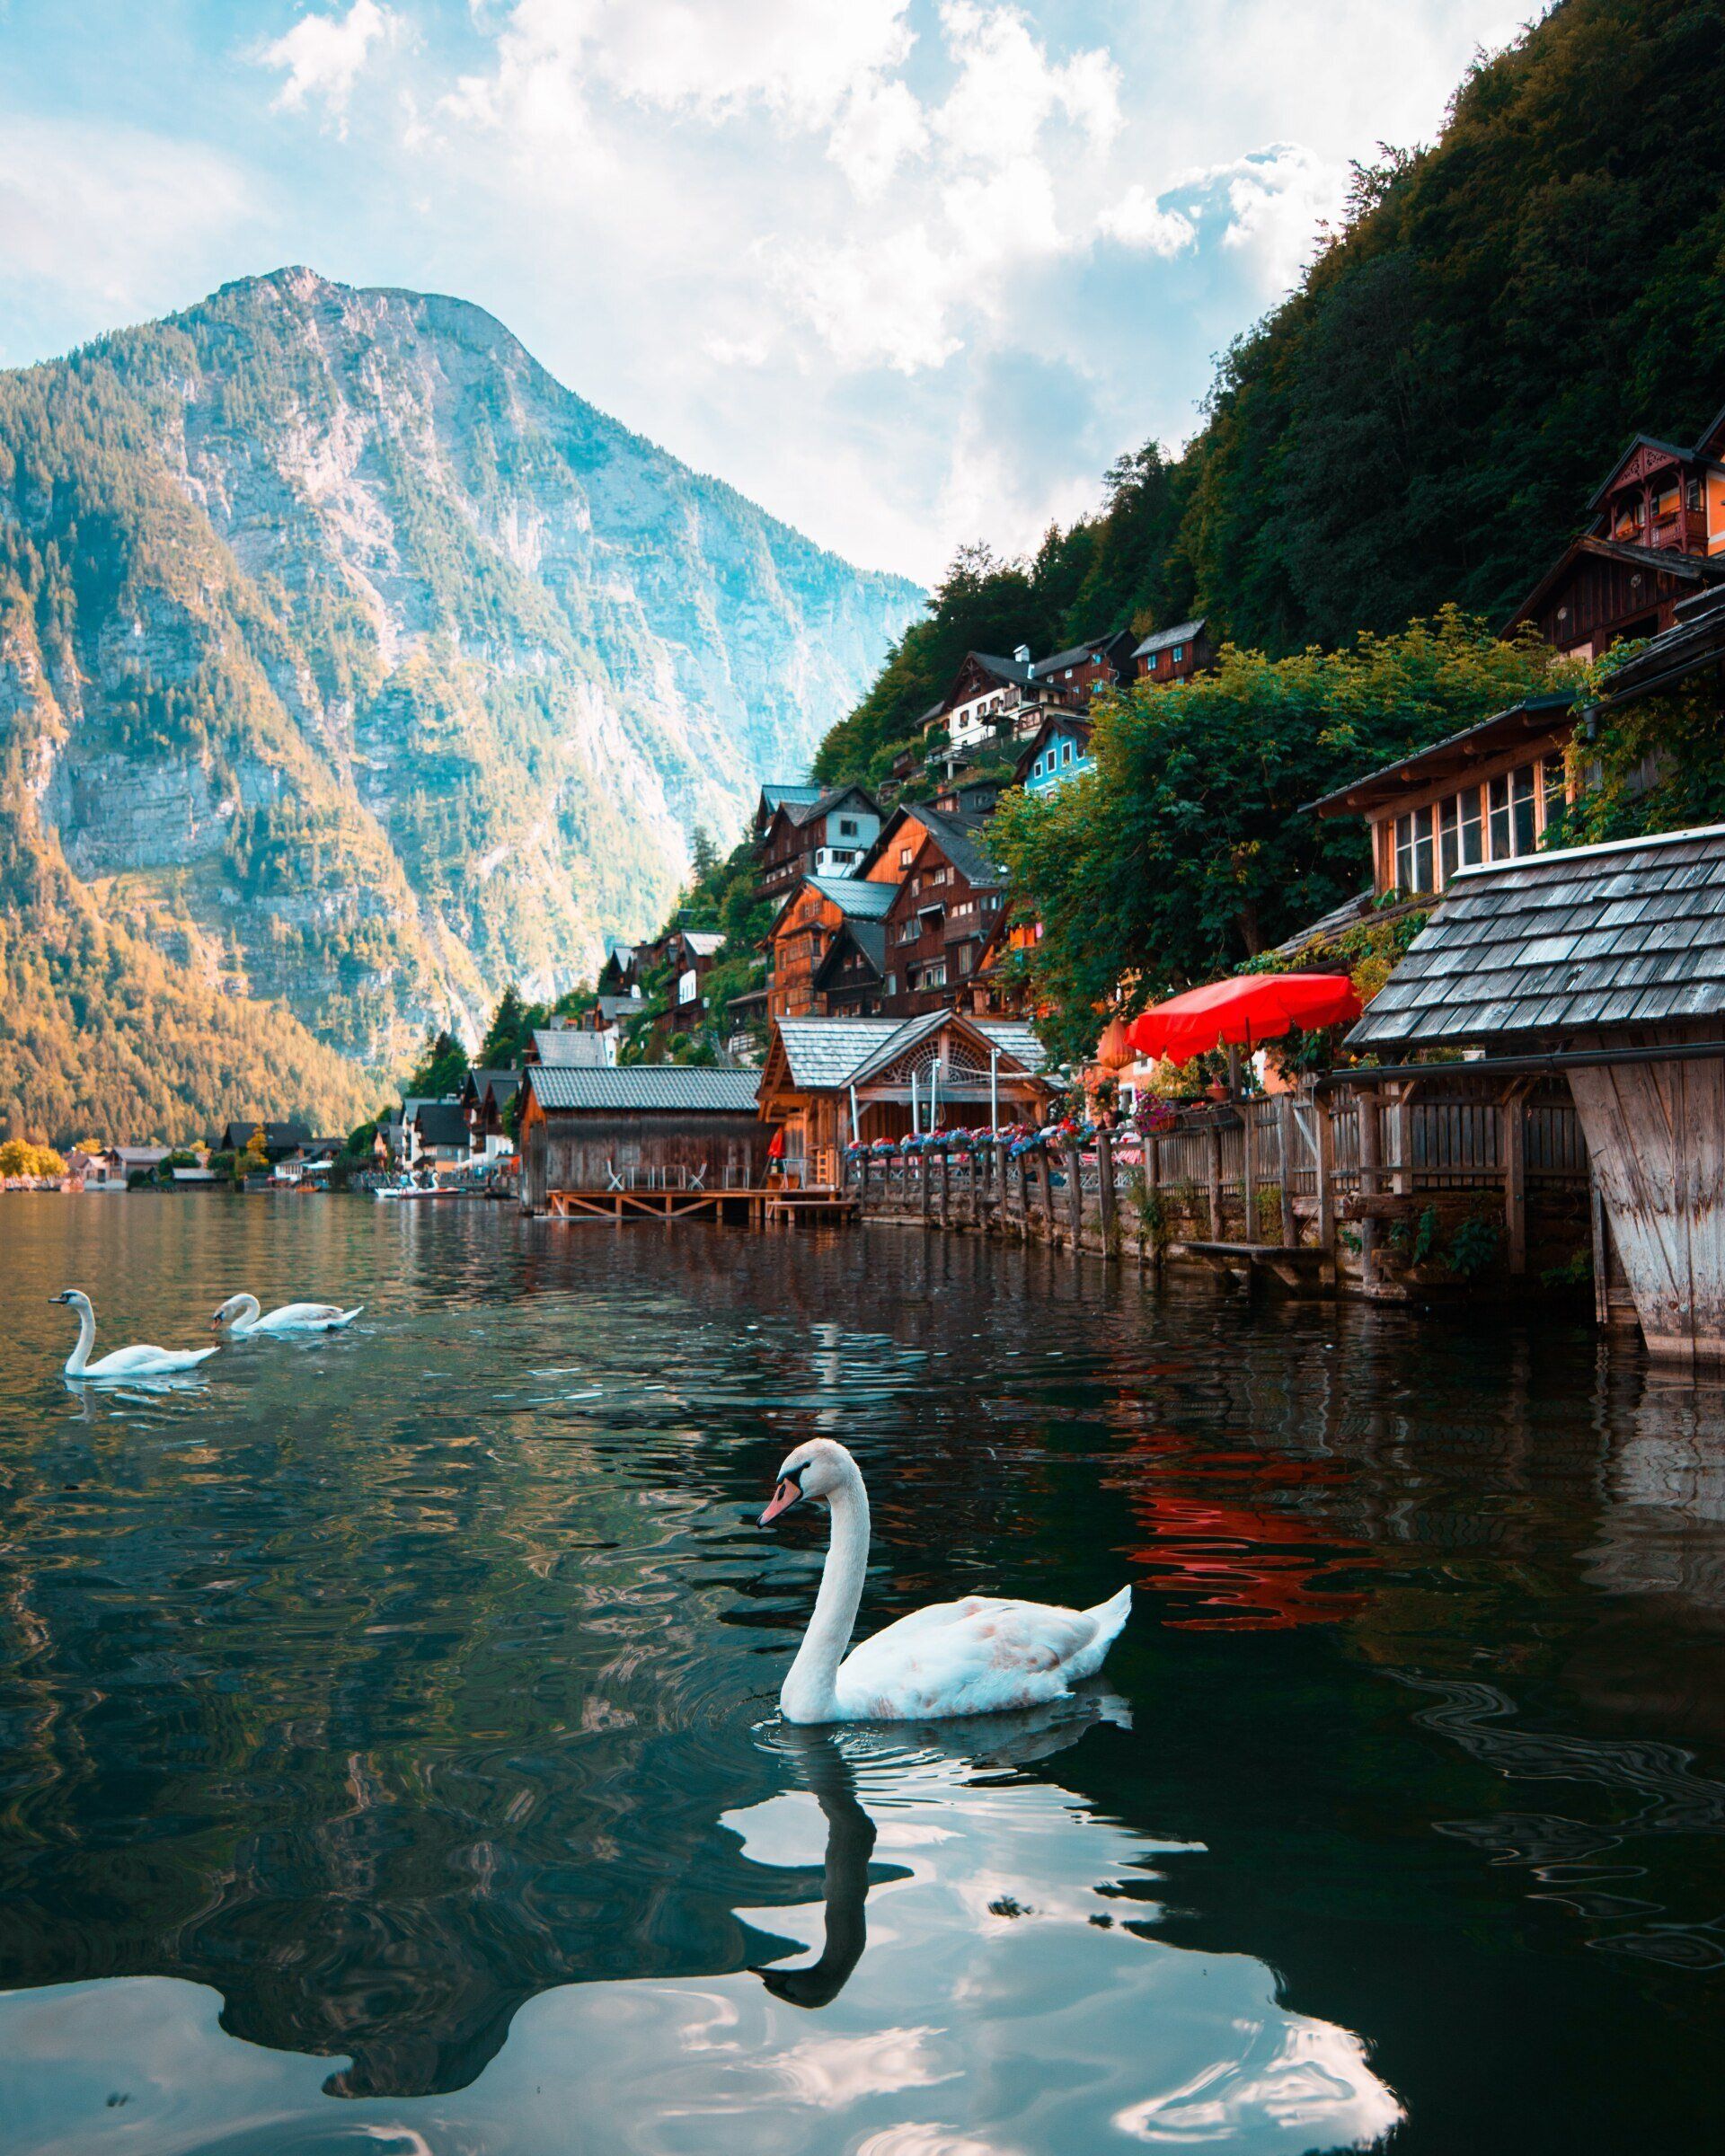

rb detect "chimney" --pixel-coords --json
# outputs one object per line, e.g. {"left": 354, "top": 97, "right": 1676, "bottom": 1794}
{"left": 1013, "top": 643, "right": 1031, "bottom": 665}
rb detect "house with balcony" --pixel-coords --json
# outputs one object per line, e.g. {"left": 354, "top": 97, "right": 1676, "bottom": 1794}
{"left": 1504, "top": 407, "right": 1725, "bottom": 656}
{"left": 755, "top": 783, "right": 881, "bottom": 899}
{"left": 877, "top": 809, "right": 1007, "bottom": 1017}
{"left": 765, "top": 874, "right": 898, "bottom": 1021}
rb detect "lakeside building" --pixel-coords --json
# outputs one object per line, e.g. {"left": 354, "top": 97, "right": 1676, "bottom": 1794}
{"left": 403, "top": 1100, "right": 468, "bottom": 1175}
{"left": 1310, "top": 693, "right": 1578, "bottom": 900}
{"left": 1347, "top": 821, "right": 1725, "bottom": 1366}
{"left": 518, "top": 1064, "right": 765, "bottom": 1213}
{"left": 461, "top": 1068, "right": 519, "bottom": 1162}
{"left": 214, "top": 1121, "right": 311, "bottom": 1162}
{"left": 757, "top": 1010, "right": 1049, "bottom": 1188}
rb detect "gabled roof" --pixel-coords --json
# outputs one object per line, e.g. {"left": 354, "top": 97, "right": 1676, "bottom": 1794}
{"left": 907, "top": 804, "right": 1006, "bottom": 891}
{"left": 601, "top": 936, "right": 637, "bottom": 963}
{"left": 1132, "top": 618, "right": 1207, "bottom": 658}
{"left": 409, "top": 1101, "right": 468, "bottom": 1147}
{"left": 525, "top": 1065, "right": 761, "bottom": 1112}
{"left": 759, "top": 782, "right": 823, "bottom": 813}
{"left": 1596, "top": 586, "right": 1725, "bottom": 707}
{"left": 964, "top": 650, "right": 1036, "bottom": 686}
{"left": 1347, "top": 823, "right": 1725, "bottom": 1051}
{"left": 1029, "top": 632, "right": 1135, "bottom": 678}
{"left": 218, "top": 1120, "right": 311, "bottom": 1152}
{"left": 783, "top": 782, "right": 878, "bottom": 828}
{"left": 531, "top": 1027, "right": 611, "bottom": 1066}
{"left": 460, "top": 1066, "right": 518, "bottom": 1107}
{"left": 673, "top": 930, "right": 727, "bottom": 958}
{"left": 812, "top": 918, "right": 888, "bottom": 988}
{"left": 768, "top": 870, "right": 901, "bottom": 941}
{"left": 1585, "top": 433, "right": 1714, "bottom": 511}
{"left": 1500, "top": 534, "right": 1725, "bottom": 634}
{"left": 597, "top": 994, "right": 646, "bottom": 1021}
{"left": 1012, "top": 710, "right": 1092, "bottom": 781}
{"left": 1307, "top": 694, "right": 1576, "bottom": 818}
{"left": 769, "top": 1013, "right": 1046, "bottom": 1091}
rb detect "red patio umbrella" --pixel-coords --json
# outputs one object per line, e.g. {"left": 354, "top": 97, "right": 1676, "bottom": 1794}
{"left": 1125, "top": 973, "right": 1361, "bottom": 1067}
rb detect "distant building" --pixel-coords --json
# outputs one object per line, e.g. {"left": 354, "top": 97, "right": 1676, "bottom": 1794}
{"left": 1133, "top": 618, "right": 1214, "bottom": 685}
{"left": 215, "top": 1121, "right": 310, "bottom": 1161}
{"left": 461, "top": 1068, "right": 520, "bottom": 1160}
{"left": 404, "top": 1100, "right": 468, "bottom": 1174}
{"left": 525, "top": 1025, "right": 611, "bottom": 1067}
{"left": 662, "top": 928, "right": 729, "bottom": 1029}
{"left": 1014, "top": 711, "right": 1093, "bottom": 797}
{"left": 877, "top": 808, "right": 1007, "bottom": 1017}
{"left": 755, "top": 784, "right": 881, "bottom": 900}
{"left": 1504, "top": 405, "right": 1725, "bottom": 656}
{"left": 518, "top": 1064, "right": 766, "bottom": 1213}
{"left": 766, "top": 874, "right": 898, "bottom": 1021}
{"left": 597, "top": 939, "right": 639, "bottom": 997}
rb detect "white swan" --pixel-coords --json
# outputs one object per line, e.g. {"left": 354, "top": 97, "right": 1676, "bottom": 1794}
{"left": 213, "top": 1293, "right": 363, "bottom": 1336}
{"left": 52, "top": 1290, "right": 220, "bottom": 1379}
{"left": 760, "top": 1438, "right": 1131, "bottom": 1725}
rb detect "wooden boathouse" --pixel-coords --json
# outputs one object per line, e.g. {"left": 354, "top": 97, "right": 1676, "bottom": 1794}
{"left": 1348, "top": 822, "right": 1725, "bottom": 1365}
{"left": 518, "top": 1065, "right": 767, "bottom": 1217}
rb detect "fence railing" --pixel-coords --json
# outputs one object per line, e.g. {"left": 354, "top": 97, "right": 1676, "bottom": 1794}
{"left": 843, "top": 1081, "right": 1588, "bottom": 1282}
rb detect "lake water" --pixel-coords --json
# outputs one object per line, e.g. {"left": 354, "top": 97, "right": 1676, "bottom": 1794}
{"left": 2, "top": 1196, "right": 1722, "bottom": 2154}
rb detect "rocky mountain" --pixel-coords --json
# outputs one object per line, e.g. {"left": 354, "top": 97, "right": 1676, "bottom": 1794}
{"left": 0, "top": 269, "right": 920, "bottom": 1140}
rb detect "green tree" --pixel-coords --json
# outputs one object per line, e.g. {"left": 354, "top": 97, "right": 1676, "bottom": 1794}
{"left": 991, "top": 609, "right": 1559, "bottom": 1063}
{"left": 478, "top": 985, "right": 533, "bottom": 1068}
{"left": 405, "top": 1027, "right": 467, "bottom": 1098}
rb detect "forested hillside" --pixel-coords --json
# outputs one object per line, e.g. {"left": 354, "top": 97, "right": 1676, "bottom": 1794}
{"left": 0, "top": 270, "right": 918, "bottom": 1142}
{"left": 816, "top": 0, "right": 1725, "bottom": 788}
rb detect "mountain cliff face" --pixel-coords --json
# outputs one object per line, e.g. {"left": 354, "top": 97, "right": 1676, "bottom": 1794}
{"left": 0, "top": 269, "right": 920, "bottom": 1136}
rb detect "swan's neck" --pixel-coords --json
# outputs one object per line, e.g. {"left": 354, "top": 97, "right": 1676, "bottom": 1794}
{"left": 229, "top": 1295, "right": 261, "bottom": 1333}
{"left": 64, "top": 1303, "right": 94, "bottom": 1376}
{"left": 782, "top": 1467, "right": 870, "bottom": 1724}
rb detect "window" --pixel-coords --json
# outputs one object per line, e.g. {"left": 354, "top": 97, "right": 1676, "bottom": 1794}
{"left": 1459, "top": 785, "right": 1483, "bottom": 867}
{"left": 1488, "top": 773, "right": 1512, "bottom": 859}
{"left": 959, "top": 944, "right": 974, "bottom": 975}
{"left": 1061, "top": 740, "right": 1073, "bottom": 764}
{"left": 1438, "top": 796, "right": 1459, "bottom": 885}
{"left": 1393, "top": 807, "right": 1434, "bottom": 892}
{"left": 886, "top": 973, "right": 897, "bottom": 997}
{"left": 678, "top": 967, "right": 699, "bottom": 1005}
{"left": 1172, "top": 644, "right": 1184, "bottom": 665}
{"left": 1688, "top": 476, "right": 1703, "bottom": 515}
{"left": 838, "top": 818, "right": 857, "bottom": 837}
{"left": 899, "top": 847, "right": 913, "bottom": 869}
{"left": 923, "top": 962, "right": 947, "bottom": 989}
{"left": 1512, "top": 763, "right": 1537, "bottom": 855}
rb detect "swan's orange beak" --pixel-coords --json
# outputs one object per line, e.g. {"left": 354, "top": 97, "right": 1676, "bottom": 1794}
{"left": 761, "top": 1478, "right": 802, "bottom": 1525}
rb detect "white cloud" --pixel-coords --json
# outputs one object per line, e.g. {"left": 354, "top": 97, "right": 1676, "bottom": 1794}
{"left": 1095, "top": 185, "right": 1196, "bottom": 259}
{"left": 0, "top": 114, "right": 255, "bottom": 321}
{"left": 262, "top": 0, "right": 403, "bottom": 123}
{"left": 1184, "top": 143, "right": 1352, "bottom": 296}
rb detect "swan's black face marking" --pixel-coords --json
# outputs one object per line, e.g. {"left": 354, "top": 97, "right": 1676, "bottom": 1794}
{"left": 761, "top": 1463, "right": 806, "bottom": 1525}
{"left": 50, "top": 1291, "right": 73, "bottom": 1305}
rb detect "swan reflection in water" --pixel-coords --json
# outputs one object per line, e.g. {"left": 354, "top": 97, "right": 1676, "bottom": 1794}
{"left": 753, "top": 1686, "right": 1135, "bottom": 2009}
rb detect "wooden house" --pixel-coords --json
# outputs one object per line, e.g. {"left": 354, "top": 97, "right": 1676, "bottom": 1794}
{"left": 597, "top": 940, "right": 639, "bottom": 997}
{"left": 810, "top": 918, "right": 890, "bottom": 1016}
{"left": 755, "top": 785, "right": 881, "bottom": 902}
{"left": 1346, "top": 822, "right": 1725, "bottom": 1365}
{"left": 754, "top": 782, "right": 824, "bottom": 840}
{"left": 663, "top": 928, "right": 728, "bottom": 1029}
{"left": 525, "top": 1025, "right": 610, "bottom": 1067}
{"left": 765, "top": 874, "right": 898, "bottom": 1021}
{"left": 405, "top": 1100, "right": 468, "bottom": 1175}
{"left": 216, "top": 1119, "right": 311, "bottom": 1161}
{"left": 923, "top": 649, "right": 1076, "bottom": 782}
{"left": 1133, "top": 618, "right": 1214, "bottom": 685}
{"left": 518, "top": 1065, "right": 765, "bottom": 1212}
{"left": 1504, "top": 409, "right": 1725, "bottom": 655}
{"left": 1013, "top": 711, "right": 1093, "bottom": 797}
{"left": 877, "top": 809, "right": 1006, "bottom": 1016}
{"left": 1029, "top": 632, "right": 1137, "bottom": 702}
{"left": 1310, "top": 693, "right": 1577, "bottom": 899}
{"left": 460, "top": 1068, "right": 519, "bottom": 1160}
{"left": 757, "top": 1010, "right": 1050, "bottom": 1188}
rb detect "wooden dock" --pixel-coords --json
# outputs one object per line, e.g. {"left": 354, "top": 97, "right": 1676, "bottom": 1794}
{"left": 545, "top": 1186, "right": 774, "bottom": 1224}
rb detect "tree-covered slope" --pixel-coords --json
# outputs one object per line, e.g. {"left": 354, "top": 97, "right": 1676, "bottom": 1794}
{"left": 0, "top": 269, "right": 920, "bottom": 1138}
{"left": 817, "top": 0, "right": 1725, "bottom": 788}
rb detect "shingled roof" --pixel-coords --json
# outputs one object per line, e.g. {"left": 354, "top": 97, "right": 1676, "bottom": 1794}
{"left": 773, "top": 1013, "right": 1046, "bottom": 1090}
{"left": 525, "top": 1066, "right": 761, "bottom": 1112}
{"left": 531, "top": 1028, "right": 611, "bottom": 1066}
{"left": 1347, "top": 824, "right": 1725, "bottom": 1052}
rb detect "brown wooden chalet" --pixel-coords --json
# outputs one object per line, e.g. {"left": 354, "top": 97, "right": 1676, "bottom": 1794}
{"left": 811, "top": 916, "right": 890, "bottom": 1016}
{"left": 1028, "top": 631, "right": 1137, "bottom": 700}
{"left": 876, "top": 806, "right": 1007, "bottom": 1016}
{"left": 1310, "top": 693, "right": 1576, "bottom": 899}
{"left": 1504, "top": 411, "right": 1725, "bottom": 655}
{"left": 597, "top": 939, "right": 638, "bottom": 997}
{"left": 765, "top": 874, "right": 898, "bottom": 1021}
{"left": 754, "top": 783, "right": 881, "bottom": 900}
{"left": 1133, "top": 618, "right": 1214, "bottom": 685}
{"left": 758, "top": 1010, "right": 1050, "bottom": 1188}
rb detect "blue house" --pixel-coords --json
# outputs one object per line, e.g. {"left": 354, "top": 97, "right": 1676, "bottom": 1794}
{"left": 1014, "top": 712, "right": 1093, "bottom": 796}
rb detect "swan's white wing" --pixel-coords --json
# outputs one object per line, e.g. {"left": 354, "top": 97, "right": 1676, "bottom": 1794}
{"left": 261, "top": 1302, "right": 347, "bottom": 1330}
{"left": 836, "top": 1595, "right": 1102, "bottom": 1720}
{"left": 85, "top": 1344, "right": 217, "bottom": 1375}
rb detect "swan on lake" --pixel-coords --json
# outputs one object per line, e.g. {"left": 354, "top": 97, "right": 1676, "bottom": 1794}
{"left": 212, "top": 1293, "right": 363, "bottom": 1336}
{"left": 52, "top": 1290, "right": 220, "bottom": 1379}
{"left": 759, "top": 1438, "right": 1131, "bottom": 1724}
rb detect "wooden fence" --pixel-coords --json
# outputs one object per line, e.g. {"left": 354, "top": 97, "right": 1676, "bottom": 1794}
{"left": 844, "top": 1081, "right": 1590, "bottom": 1296}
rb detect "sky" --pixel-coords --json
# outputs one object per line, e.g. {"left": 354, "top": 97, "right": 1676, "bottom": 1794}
{"left": 0, "top": 0, "right": 1533, "bottom": 583}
